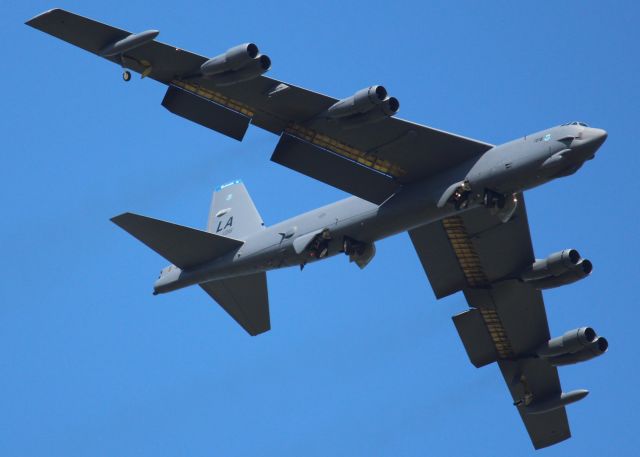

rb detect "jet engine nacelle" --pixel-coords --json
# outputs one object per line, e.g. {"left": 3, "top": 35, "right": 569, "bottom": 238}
{"left": 520, "top": 249, "right": 592, "bottom": 289}
{"left": 537, "top": 327, "right": 608, "bottom": 366}
{"left": 200, "top": 43, "right": 271, "bottom": 85}
{"left": 326, "top": 86, "right": 399, "bottom": 126}
{"left": 327, "top": 86, "right": 387, "bottom": 118}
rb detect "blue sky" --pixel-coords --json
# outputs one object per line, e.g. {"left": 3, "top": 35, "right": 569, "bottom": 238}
{"left": 2, "top": 0, "right": 639, "bottom": 455}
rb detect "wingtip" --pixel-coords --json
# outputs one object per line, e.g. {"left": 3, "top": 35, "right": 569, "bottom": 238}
{"left": 249, "top": 324, "right": 271, "bottom": 336}
{"left": 25, "top": 8, "right": 64, "bottom": 26}
{"left": 110, "top": 212, "right": 134, "bottom": 224}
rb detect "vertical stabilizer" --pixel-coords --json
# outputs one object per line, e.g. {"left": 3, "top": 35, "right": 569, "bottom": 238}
{"left": 207, "top": 180, "right": 264, "bottom": 240}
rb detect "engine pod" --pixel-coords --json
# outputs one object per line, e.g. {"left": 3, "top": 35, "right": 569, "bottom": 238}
{"left": 537, "top": 327, "right": 597, "bottom": 358}
{"left": 200, "top": 43, "right": 260, "bottom": 76}
{"left": 326, "top": 86, "right": 388, "bottom": 118}
{"left": 209, "top": 54, "right": 271, "bottom": 86}
{"left": 546, "top": 337, "right": 608, "bottom": 366}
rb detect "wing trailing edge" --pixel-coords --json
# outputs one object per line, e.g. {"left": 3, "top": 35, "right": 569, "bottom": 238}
{"left": 271, "top": 133, "right": 399, "bottom": 204}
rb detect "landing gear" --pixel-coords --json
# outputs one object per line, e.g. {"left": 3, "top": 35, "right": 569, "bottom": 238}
{"left": 343, "top": 238, "right": 354, "bottom": 255}
{"left": 483, "top": 190, "right": 506, "bottom": 209}
{"left": 122, "top": 70, "right": 131, "bottom": 81}
{"left": 308, "top": 229, "right": 332, "bottom": 259}
{"left": 453, "top": 189, "right": 471, "bottom": 210}
{"left": 309, "top": 240, "right": 329, "bottom": 259}
{"left": 452, "top": 182, "right": 472, "bottom": 210}
{"left": 342, "top": 236, "right": 376, "bottom": 269}
{"left": 483, "top": 189, "right": 518, "bottom": 222}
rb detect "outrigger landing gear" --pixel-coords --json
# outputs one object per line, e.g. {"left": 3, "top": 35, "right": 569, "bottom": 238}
{"left": 122, "top": 70, "right": 131, "bottom": 81}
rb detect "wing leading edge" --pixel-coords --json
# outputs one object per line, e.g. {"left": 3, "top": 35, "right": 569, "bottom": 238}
{"left": 409, "top": 196, "right": 574, "bottom": 449}
{"left": 26, "top": 8, "right": 493, "bottom": 203}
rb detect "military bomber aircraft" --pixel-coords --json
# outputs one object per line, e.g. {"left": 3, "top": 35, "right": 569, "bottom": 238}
{"left": 27, "top": 9, "right": 609, "bottom": 450}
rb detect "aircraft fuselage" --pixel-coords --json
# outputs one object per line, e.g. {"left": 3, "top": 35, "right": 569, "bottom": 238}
{"left": 155, "top": 123, "right": 606, "bottom": 294}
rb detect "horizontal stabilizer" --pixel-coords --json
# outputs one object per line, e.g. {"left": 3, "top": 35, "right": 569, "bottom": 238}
{"left": 111, "top": 212, "right": 243, "bottom": 269}
{"left": 200, "top": 272, "right": 270, "bottom": 336}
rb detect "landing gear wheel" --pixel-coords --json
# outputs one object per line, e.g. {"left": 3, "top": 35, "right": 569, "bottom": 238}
{"left": 122, "top": 70, "right": 131, "bottom": 82}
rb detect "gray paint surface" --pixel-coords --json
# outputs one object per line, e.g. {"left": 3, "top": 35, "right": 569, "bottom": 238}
{"left": 27, "top": 9, "right": 610, "bottom": 450}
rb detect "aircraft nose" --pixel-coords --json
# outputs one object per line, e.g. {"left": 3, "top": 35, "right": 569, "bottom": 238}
{"left": 586, "top": 127, "right": 608, "bottom": 147}
{"left": 574, "top": 128, "right": 607, "bottom": 156}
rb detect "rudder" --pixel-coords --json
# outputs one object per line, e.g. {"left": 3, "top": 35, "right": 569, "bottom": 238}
{"left": 207, "top": 180, "right": 264, "bottom": 240}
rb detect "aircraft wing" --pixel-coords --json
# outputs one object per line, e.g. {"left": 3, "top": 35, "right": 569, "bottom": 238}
{"left": 409, "top": 196, "right": 573, "bottom": 449}
{"left": 26, "top": 8, "right": 493, "bottom": 204}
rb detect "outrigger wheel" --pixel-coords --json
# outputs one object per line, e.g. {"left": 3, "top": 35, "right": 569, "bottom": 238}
{"left": 122, "top": 70, "right": 131, "bottom": 81}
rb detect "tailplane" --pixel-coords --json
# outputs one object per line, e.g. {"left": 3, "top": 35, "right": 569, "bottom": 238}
{"left": 111, "top": 180, "right": 270, "bottom": 336}
{"left": 111, "top": 212, "right": 243, "bottom": 269}
{"left": 208, "top": 180, "right": 264, "bottom": 240}
{"left": 200, "top": 273, "right": 270, "bottom": 336}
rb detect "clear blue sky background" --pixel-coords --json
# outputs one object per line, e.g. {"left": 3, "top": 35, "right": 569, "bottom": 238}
{"left": 2, "top": 1, "right": 639, "bottom": 455}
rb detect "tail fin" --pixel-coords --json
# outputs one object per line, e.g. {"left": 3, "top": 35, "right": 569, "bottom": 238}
{"left": 111, "top": 212, "right": 243, "bottom": 269}
{"left": 207, "top": 180, "right": 264, "bottom": 240}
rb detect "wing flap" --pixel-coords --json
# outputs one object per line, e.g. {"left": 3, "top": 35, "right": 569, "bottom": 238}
{"left": 200, "top": 273, "right": 270, "bottom": 336}
{"left": 408, "top": 222, "right": 466, "bottom": 298}
{"left": 162, "top": 86, "right": 250, "bottom": 141}
{"left": 271, "top": 133, "right": 399, "bottom": 204}
{"left": 452, "top": 308, "right": 498, "bottom": 368}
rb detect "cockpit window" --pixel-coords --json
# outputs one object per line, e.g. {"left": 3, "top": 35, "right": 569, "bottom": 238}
{"left": 561, "top": 121, "right": 589, "bottom": 127}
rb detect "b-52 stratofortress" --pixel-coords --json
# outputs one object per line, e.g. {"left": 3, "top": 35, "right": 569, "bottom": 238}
{"left": 28, "top": 9, "right": 609, "bottom": 449}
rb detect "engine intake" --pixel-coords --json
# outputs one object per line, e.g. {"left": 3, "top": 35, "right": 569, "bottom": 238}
{"left": 537, "top": 327, "right": 608, "bottom": 366}
{"left": 520, "top": 249, "right": 592, "bottom": 289}
{"left": 200, "top": 43, "right": 270, "bottom": 85}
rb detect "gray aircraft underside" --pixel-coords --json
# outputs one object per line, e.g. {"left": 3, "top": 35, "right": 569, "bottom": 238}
{"left": 27, "top": 9, "right": 609, "bottom": 450}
